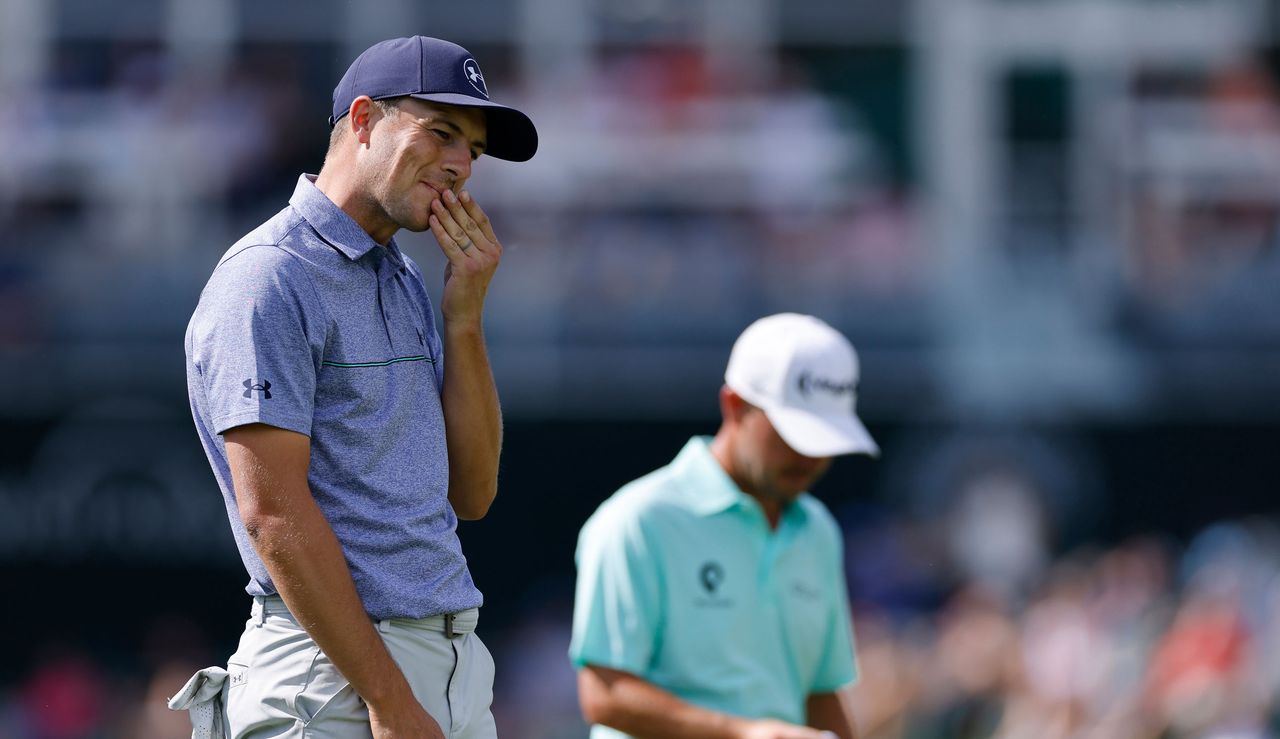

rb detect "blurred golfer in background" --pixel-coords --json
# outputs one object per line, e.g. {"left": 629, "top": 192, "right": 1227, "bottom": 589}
{"left": 570, "top": 313, "right": 875, "bottom": 739}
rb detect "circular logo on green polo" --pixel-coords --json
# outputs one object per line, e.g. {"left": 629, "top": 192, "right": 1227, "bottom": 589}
{"left": 699, "top": 561, "right": 724, "bottom": 594}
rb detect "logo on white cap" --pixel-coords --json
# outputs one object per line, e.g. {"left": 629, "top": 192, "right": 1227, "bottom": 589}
{"left": 796, "top": 371, "right": 856, "bottom": 400}
{"left": 462, "top": 58, "right": 488, "bottom": 97}
{"left": 724, "top": 313, "right": 879, "bottom": 458}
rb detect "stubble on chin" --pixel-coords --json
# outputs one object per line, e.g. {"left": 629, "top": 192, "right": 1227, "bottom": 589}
{"left": 382, "top": 190, "right": 434, "bottom": 233}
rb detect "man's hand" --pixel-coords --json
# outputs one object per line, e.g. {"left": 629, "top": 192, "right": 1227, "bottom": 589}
{"left": 739, "top": 720, "right": 837, "bottom": 739}
{"left": 368, "top": 699, "right": 446, "bottom": 739}
{"left": 580, "top": 665, "right": 841, "bottom": 739}
{"left": 429, "top": 187, "right": 504, "bottom": 521}
{"left": 429, "top": 188, "right": 501, "bottom": 327}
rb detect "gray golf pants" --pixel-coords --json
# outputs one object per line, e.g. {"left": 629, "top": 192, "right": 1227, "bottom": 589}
{"left": 223, "top": 595, "right": 497, "bottom": 738}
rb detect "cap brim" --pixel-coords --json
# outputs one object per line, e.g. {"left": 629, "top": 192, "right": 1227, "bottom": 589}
{"left": 762, "top": 404, "right": 880, "bottom": 458}
{"left": 408, "top": 92, "right": 538, "bottom": 162}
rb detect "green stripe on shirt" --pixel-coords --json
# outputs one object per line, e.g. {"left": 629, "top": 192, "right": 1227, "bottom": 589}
{"left": 322, "top": 355, "right": 434, "bottom": 368}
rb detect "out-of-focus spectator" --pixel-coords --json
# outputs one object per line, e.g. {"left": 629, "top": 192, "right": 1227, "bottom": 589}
{"left": 489, "top": 584, "right": 585, "bottom": 738}
{"left": 912, "top": 586, "right": 1019, "bottom": 739}
{"left": 1125, "top": 57, "right": 1280, "bottom": 330}
{"left": 1144, "top": 590, "right": 1256, "bottom": 738}
{"left": 18, "top": 650, "right": 107, "bottom": 739}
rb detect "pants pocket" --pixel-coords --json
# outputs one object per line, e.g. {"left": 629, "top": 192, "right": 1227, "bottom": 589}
{"left": 293, "top": 648, "right": 357, "bottom": 726}
{"left": 224, "top": 615, "right": 366, "bottom": 738}
{"left": 450, "top": 633, "right": 497, "bottom": 737}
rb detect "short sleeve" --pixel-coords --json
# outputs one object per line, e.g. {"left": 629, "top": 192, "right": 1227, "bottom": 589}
{"left": 569, "top": 501, "right": 664, "bottom": 675}
{"left": 811, "top": 523, "right": 858, "bottom": 693}
{"left": 188, "top": 245, "right": 325, "bottom": 437}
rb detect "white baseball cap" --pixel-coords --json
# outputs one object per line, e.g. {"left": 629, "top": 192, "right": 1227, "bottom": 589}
{"left": 724, "top": 313, "right": 879, "bottom": 458}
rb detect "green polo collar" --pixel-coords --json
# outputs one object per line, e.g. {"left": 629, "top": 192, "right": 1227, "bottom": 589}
{"left": 670, "top": 437, "right": 809, "bottom": 526}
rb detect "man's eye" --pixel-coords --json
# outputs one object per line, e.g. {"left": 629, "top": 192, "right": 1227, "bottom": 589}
{"left": 434, "top": 129, "right": 452, "bottom": 142}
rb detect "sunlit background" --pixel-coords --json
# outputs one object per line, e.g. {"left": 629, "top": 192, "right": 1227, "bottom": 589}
{"left": 2, "top": 0, "right": 1280, "bottom": 737}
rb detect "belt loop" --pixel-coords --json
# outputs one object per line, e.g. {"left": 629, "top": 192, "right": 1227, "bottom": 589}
{"left": 444, "top": 613, "right": 457, "bottom": 639}
{"left": 255, "top": 597, "right": 267, "bottom": 627}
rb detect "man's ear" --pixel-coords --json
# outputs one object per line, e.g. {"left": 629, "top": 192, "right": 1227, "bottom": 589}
{"left": 348, "top": 96, "right": 378, "bottom": 146}
{"left": 719, "top": 386, "right": 748, "bottom": 424}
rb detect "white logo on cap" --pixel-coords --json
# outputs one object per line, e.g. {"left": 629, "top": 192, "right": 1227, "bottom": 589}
{"left": 462, "top": 59, "right": 488, "bottom": 97}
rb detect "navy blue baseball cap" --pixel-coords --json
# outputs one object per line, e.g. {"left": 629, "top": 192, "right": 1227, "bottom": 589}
{"left": 330, "top": 36, "right": 538, "bottom": 162}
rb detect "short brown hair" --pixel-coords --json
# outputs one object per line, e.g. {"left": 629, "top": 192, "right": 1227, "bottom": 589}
{"left": 327, "top": 97, "right": 404, "bottom": 151}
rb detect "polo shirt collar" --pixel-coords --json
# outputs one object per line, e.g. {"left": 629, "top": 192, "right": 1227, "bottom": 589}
{"left": 289, "top": 174, "right": 405, "bottom": 266}
{"left": 671, "top": 437, "right": 808, "bottom": 526}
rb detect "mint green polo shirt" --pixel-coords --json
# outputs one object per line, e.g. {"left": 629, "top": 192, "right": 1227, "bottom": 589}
{"left": 570, "top": 437, "right": 858, "bottom": 735}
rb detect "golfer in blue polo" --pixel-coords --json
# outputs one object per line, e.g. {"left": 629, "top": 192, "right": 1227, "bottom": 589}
{"left": 571, "top": 314, "right": 876, "bottom": 739}
{"left": 172, "top": 36, "right": 536, "bottom": 739}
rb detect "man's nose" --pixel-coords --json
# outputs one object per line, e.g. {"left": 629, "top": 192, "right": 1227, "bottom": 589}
{"left": 442, "top": 150, "right": 472, "bottom": 182}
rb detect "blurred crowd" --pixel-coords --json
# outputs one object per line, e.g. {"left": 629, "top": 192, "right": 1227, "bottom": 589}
{"left": 5, "top": 514, "right": 1280, "bottom": 739}
{"left": 847, "top": 518, "right": 1280, "bottom": 739}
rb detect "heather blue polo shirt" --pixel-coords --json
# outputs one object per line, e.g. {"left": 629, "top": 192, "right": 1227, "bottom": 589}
{"left": 185, "top": 174, "right": 481, "bottom": 620}
{"left": 570, "top": 437, "right": 857, "bottom": 735}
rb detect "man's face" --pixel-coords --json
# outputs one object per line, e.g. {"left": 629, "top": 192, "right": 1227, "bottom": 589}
{"left": 364, "top": 98, "right": 488, "bottom": 233}
{"left": 733, "top": 405, "right": 833, "bottom": 506}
